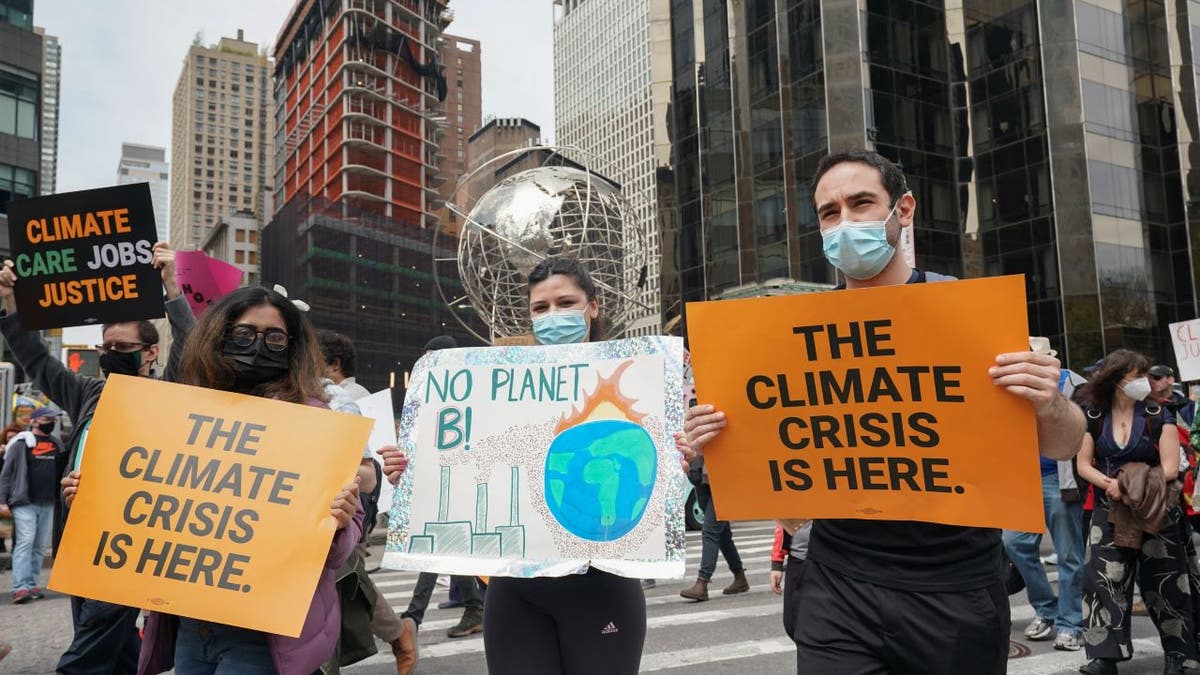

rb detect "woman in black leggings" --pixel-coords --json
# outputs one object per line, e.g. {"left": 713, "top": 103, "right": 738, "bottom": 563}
{"left": 483, "top": 256, "right": 649, "bottom": 675}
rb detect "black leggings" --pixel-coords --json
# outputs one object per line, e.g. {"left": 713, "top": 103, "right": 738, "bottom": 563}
{"left": 483, "top": 569, "right": 646, "bottom": 675}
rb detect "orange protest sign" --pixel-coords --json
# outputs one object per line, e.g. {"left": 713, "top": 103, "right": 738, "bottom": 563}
{"left": 686, "top": 275, "right": 1043, "bottom": 531}
{"left": 49, "top": 375, "right": 371, "bottom": 637}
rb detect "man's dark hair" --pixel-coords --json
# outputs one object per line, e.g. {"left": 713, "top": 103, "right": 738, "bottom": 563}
{"left": 424, "top": 335, "right": 458, "bottom": 352}
{"left": 810, "top": 149, "right": 909, "bottom": 213}
{"left": 317, "top": 329, "right": 357, "bottom": 377}
{"left": 100, "top": 320, "right": 159, "bottom": 345}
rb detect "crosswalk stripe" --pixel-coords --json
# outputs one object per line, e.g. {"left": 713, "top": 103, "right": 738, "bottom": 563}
{"left": 646, "top": 603, "right": 777, "bottom": 627}
{"left": 687, "top": 534, "right": 777, "bottom": 546}
{"left": 380, "top": 584, "right": 779, "bottom": 613}
{"left": 346, "top": 596, "right": 785, "bottom": 669}
{"left": 689, "top": 524, "right": 780, "bottom": 537}
{"left": 371, "top": 552, "right": 779, "bottom": 590}
{"left": 640, "top": 637, "right": 795, "bottom": 671}
{"left": 1006, "top": 638, "right": 1162, "bottom": 674}
{"left": 647, "top": 585, "right": 774, "bottom": 606}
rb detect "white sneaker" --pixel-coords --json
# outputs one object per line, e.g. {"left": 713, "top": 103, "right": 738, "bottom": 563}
{"left": 1053, "top": 631, "right": 1082, "bottom": 651}
{"left": 1040, "top": 553, "right": 1059, "bottom": 565}
{"left": 1024, "top": 617, "right": 1054, "bottom": 641}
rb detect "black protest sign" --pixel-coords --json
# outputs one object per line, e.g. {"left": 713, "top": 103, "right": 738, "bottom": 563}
{"left": 6, "top": 183, "right": 163, "bottom": 329}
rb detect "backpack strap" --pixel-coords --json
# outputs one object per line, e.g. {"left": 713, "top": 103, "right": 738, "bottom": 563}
{"left": 1145, "top": 402, "right": 1164, "bottom": 447}
{"left": 1084, "top": 406, "right": 1104, "bottom": 444}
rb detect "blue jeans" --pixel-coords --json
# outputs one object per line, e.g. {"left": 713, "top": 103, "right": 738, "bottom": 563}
{"left": 696, "top": 483, "right": 743, "bottom": 581}
{"left": 11, "top": 501, "right": 54, "bottom": 593}
{"left": 175, "top": 618, "right": 275, "bottom": 675}
{"left": 1003, "top": 475, "right": 1084, "bottom": 634}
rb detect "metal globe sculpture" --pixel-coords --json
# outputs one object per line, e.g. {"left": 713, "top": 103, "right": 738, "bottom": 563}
{"left": 435, "top": 148, "right": 650, "bottom": 342}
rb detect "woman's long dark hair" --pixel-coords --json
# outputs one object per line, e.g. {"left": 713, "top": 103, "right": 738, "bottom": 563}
{"left": 179, "top": 286, "right": 328, "bottom": 404}
{"left": 1076, "top": 348, "right": 1150, "bottom": 412}
{"left": 526, "top": 256, "right": 607, "bottom": 341}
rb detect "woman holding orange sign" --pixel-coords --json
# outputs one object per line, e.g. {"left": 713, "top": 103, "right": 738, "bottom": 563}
{"left": 128, "top": 286, "right": 363, "bottom": 675}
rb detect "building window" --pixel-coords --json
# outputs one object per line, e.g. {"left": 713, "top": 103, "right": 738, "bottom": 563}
{"left": 0, "top": 71, "right": 39, "bottom": 140}
{"left": 248, "top": 250, "right": 257, "bottom": 265}
{"left": 236, "top": 229, "right": 246, "bottom": 242}
{"left": 235, "top": 250, "right": 245, "bottom": 264}
{"left": 1076, "top": 2, "right": 1131, "bottom": 64}
{"left": 0, "top": 0, "right": 34, "bottom": 30}
{"left": 1081, "top": 79, "right": 1137, "bottom": 143}
{"left": 0, "top": 163, "right": 36, "bottom": 214}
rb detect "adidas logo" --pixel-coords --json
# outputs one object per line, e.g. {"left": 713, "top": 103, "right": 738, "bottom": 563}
{"left": 601, "top": 621, "right": 619, "bottom": 635}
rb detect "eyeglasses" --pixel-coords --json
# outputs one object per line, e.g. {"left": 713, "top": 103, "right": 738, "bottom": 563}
{"left": 95, "top": 342, "right": 148, "bottom": 354}
{"left": 227, "top": 324, "right": 290, "bottom": 352}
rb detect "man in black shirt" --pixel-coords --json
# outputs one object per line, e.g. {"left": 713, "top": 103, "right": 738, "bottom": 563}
{"left": 0, "top": 407, "right": 67, "bottom": 604}
{"left": 685, "top": 150, "right": 1086, "bottom": 674}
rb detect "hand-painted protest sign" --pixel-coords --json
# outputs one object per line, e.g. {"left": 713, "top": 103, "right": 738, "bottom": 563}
{"left": 382, "top": 337, "right": 688, "bottom": 579}
{"left": 49, "top": 376, "right": 371, "bottom": 637}
{"left": 685, "top": 275, "right": 1042, "bottom": 531}
{"left": 175, "top": 250, "right": 243, "bottom": 317}
{"left": 1170, "top": 319, "right": 1200, "bottom": 382}
{"left": 6, "top": 184, "right": 163, "bottom": 329}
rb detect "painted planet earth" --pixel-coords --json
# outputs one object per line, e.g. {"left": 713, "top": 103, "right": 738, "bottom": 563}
{"left": 544, "top": 419, "right": 658, "bottom": 542}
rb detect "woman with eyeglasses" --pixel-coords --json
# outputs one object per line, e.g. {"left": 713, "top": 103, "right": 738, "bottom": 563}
{"left": 135, "top": 286, "right": 362, "bottom": 675}
{"left": 0, "top": 243, "right": 193, "bottom": 675}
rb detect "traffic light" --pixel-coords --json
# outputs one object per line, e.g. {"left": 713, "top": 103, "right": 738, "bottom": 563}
{"left": 65, "top": 348, "right": 101, "bottom": 378}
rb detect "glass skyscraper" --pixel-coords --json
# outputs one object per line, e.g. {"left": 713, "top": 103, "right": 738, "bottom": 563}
{"left": 666, "top": 0, "right": 1200, "bottom": 369}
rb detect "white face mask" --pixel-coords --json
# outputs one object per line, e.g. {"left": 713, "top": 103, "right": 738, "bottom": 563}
{"left": 1121, "top": 376, "right": 1152, "bottom": 402}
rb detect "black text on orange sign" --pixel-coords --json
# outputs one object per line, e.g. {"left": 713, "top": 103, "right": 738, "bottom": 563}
{"left": 38, "top": 274, "right": 139, "bottom": 307}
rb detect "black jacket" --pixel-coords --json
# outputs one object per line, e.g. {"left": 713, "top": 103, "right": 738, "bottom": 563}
{"left": 0, "top": 295, "right": 195, "bottom": 488}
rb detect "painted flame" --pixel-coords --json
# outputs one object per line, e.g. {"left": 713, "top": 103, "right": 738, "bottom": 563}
{"left": 555, "top": 360, "right": 646, "bottom": 433}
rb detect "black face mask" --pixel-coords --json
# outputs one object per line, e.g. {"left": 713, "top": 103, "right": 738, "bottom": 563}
{"left": 222, "top": 338, "right": 290, "bottom": 393}
{"left": 99, "top": 350, "right": 142, "bottom": 378}
{"left": 37, "top": 421, "right": 56, "bottom": 434}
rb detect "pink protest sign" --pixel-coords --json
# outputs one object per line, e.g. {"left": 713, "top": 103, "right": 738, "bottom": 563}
{"left": 175, "top": 250, "right": 243, "bottom": 317}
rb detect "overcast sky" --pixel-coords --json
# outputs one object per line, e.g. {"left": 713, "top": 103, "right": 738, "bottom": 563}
{"left": 32, "top": 0, "right": 556, "bottom": 193}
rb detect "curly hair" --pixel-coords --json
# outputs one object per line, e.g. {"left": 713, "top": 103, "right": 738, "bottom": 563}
{"left": 317, "top": 330, "right": 357, "bottom": 377}
{"left": 1075, "top": 348, "right": 1150, "bottom": 412}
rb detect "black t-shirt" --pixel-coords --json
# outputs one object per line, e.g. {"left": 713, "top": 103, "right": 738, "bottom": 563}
{"left": 26, "top": 435, "right": 65, "bottom": 505}
{"left": 807, "top": 269, "right": 1003, "bottom": 592}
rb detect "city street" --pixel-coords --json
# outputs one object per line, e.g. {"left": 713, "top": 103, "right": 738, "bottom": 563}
{"left": 0, "top": 521, "right": 1172, "bottom": 674}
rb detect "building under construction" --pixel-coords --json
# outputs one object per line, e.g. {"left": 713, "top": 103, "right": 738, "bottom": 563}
{"left": 264, "top": 0, "right": 482, "bottom": 400}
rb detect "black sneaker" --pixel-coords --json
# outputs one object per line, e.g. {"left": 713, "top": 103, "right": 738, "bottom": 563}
{"left": 1079, "top": 659, "right": 1118, "bottom": 675}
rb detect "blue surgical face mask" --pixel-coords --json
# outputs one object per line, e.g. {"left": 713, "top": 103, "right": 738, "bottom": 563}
{"left": 821, "top": 201, "right": 901, "bottom": 280}
{"left": 533, "top": 309, "right": 589, "bottom": 345}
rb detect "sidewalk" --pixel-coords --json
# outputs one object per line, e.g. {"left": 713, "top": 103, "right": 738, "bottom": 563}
{"left": 0, "top": 566, "right": 75, "bottom": 674}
